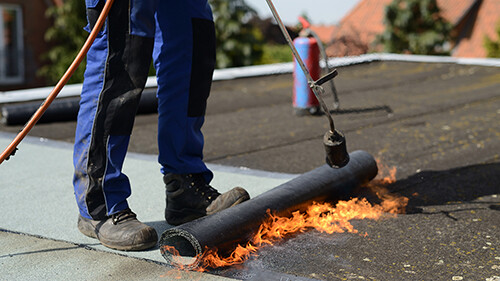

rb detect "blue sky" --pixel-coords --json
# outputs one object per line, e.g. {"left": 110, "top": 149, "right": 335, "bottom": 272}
{"left": 244, "top": 0, "right": 362, "bottom": 25}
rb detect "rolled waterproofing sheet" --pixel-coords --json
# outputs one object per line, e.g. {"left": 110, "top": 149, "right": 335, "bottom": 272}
{"left": 0, "top": 88, "right": 158, "bottom": 125}
{"left": 159, "top": 150, "right": 378, "bottom": 267}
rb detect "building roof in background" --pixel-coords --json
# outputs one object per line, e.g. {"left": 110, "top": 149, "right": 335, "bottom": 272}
{"left": 326, "top": 0, "right": 391, "bottom": 56}
{"left": 315, "top": 0, "right": 499, "bottom": 58}
{"left": 309, "top": 25, "right": 337, "bottom": 43}
{"left": 453, "top": 0, "right": 500, "bottom": 57}
{"left": 438, "top": 0, "right": 479, "bottom": 25}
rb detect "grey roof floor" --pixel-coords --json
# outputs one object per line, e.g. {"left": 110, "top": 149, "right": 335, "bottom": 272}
{"left": 1, "top": 57, "right": 500, "bottom": 280}
{"left": 0, "top": 133, "right": 296, "bottom": 280}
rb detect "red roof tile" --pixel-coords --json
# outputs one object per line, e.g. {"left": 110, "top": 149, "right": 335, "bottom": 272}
{"left": 438, "top": 0, "right": 478, "bottom": 25}
{"left": 453, "top": 0, "right": 500, "bottom": 57}
{"left": 323, "top": 0, "right": 498, "bottom": 58}
{"left": 309, "top": 25, "right": 337, "bottom": 43}
{"left": 323, "top": 0, "right": 390, "bottom": 57}
{"left": 336, "top": 0, "right": 391, "bottom": 45}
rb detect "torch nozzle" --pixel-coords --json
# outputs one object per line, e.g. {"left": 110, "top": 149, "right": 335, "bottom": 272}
{"left": 323, "top": 130, "right": 349, "bottom": 168}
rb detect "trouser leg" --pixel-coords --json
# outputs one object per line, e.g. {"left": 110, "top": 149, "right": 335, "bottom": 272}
{"left": 73, "top": 0, "right": 156, "bottom": 220}
{"left": 153, "top": 0, "right": 216, "bottom": 182}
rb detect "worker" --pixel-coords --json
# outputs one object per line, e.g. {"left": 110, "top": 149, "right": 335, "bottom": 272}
{"left": 73, "top": 0, "right": 250, "bottom": 251}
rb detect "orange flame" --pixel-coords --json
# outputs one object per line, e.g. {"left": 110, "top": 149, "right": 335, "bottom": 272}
{"left": 160, "top": 245, "right": 205, "bottom": 278}
{"left": 367, "top": 160, "right": 409, "bottom": 214}
{"left": 163, "top": 163, "right": 408, "bottom": 272}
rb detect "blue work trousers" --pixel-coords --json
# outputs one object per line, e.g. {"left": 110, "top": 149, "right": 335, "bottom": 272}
{"left": 73, "top": 0, "right": 216, "bottom": 220}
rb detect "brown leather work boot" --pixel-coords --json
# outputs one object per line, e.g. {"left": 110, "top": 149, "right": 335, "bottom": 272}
{"left": 164, "top": 173, "right": 250, "bottom": 226}
{"left": 77, "top": 209, "right": 157, "bottom": 251}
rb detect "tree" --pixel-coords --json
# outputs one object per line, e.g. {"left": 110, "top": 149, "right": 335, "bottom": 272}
{"left": 210, "top": 0, "right": 264, "bottom": 68}
{"left": 39, "top": 0, "right": 264, "bottom": 85}
{"left": 484, "top": 21, "right": 500, "bottom": 58}
{"left": 375, "top": 0, "right": 452, "bottom": 55}
{"left": 38, "top": 0, "right": 87, "bottom": 85}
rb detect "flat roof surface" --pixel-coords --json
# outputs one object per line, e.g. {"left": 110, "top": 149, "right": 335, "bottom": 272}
{"left": 1, "top": 58, "right": 499, "bottom": 280}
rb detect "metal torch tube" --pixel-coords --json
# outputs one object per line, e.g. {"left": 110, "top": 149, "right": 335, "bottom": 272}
{"left": 265, "top": 0, "right": 336, "bottom": 132}
{"left": 159, "top": 150, "right": 378, "bottom": 268}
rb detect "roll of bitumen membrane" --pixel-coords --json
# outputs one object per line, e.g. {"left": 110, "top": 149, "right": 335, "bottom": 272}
{"left": 159, "top": 150, "right": 378, "bottom": 268}
{"left": 0, "top": 88, "right": 158, "bottom": 125}
{"left": 1, "top": 98, "right": 80, "bottom": 125}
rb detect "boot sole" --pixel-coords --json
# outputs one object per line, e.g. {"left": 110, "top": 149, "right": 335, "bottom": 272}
{"left": 229, "top": 195, "right": 249, "bottom": 207}
{"left": 206, "top": 188, "right": 250, "bottom": 215}
{"left": 100, "top": 240, "right": 157, "bottom": 251}
{"left": 78, "top": 215, "right": 157, "bottom": 251}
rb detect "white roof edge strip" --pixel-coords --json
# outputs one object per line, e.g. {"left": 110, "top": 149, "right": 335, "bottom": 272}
{"left": 1, "top": 53, "right": 499, "bottom": 104}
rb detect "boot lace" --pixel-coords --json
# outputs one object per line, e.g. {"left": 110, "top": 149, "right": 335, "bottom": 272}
{"left": 111, "top": 209, "right": 137, "bottom": 225}
{"left": 188, "top": 174, "right": 220, "bottom": 202}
